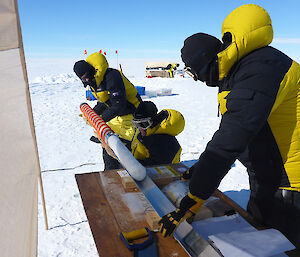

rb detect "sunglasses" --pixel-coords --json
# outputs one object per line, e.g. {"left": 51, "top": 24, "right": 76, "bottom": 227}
{"left": 132, "top": 117, "right": 153, "bottom": 130}
{"left": 184, "top": 66, "right": 198, "bottom": 81}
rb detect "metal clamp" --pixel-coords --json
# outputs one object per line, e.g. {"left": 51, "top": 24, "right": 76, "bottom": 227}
{"left": 120, "top": 227, "right": 153, "bottom": 251}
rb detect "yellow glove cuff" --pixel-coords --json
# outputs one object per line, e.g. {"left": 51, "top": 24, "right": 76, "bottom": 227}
{"left": 188, "top": 192, "right": 205, "bottom": 203}
{"left": 187, "top": 192, "right": 205, "bottom": 214}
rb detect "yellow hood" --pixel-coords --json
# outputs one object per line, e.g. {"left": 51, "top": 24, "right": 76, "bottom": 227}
{"left": 86, "top": 52, "right": 109, "bottom": 86}
{"left": 218, "top": 4, "right": 273, "bottom": 80}
{"left": 146, "top": 109, "right": 185, "bottom": 136}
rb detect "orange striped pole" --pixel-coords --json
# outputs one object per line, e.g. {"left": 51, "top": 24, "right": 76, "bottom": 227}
{"left": 80, "top": 103, "right": 113, "bottom": 143}
{"left": 80, "top": 103, "right": 146, "bottom": 181}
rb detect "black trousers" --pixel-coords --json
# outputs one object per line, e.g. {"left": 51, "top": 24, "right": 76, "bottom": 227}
{"left": 102, "top": 138, "right": 131, "bottom": 171}
{"left": 102, "top": 148, "right": 121, "bottom": 171}
{"left": 247, "top": 172, "right": 300, "bottom": 249}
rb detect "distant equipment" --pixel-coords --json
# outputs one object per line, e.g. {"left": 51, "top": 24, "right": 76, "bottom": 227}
{"left": 175, "top": 69, "right": 185, "bottom": 78}
{"left": 86, "top": 89, "right": 97, "bottom": 101}
{"left": 145, "top": 62, "right": 179, "bottom": 78}
{"left": 135, "top": 86, "right": 145, "bottom": 96}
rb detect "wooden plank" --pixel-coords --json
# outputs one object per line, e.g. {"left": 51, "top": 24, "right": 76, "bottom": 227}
{"left": 76, "top": 171, "right": 189, "bottom": 257}
{"left": 76, "top": 172, "right": 131, "bottom": 257}
{"left": 99, "top": 170, "right": 189, "bottom": 257}
{"left": 99, "top": 171, "right": 146, "bottom": 232}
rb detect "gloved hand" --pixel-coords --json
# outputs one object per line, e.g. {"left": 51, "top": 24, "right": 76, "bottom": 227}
{"left": 158, "top": 192, "right": 205, "bottom": 237}
{"left": 181, "top": 165, "right": 195, "bottom": 180}
{"left": 93, "top": 131, "right": 117, "bottom": 160}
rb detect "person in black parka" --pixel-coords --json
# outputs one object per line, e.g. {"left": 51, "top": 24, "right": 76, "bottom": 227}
{"left": 158, "top": 4, "right": 300, "bottom": 249}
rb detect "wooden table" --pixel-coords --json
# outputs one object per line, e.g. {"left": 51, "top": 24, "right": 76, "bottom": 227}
{"left": 76, "top": 166, "right": 299, "bottom": 257}
{"left": 75, "top": 169, "right": 189, "bottom": 257}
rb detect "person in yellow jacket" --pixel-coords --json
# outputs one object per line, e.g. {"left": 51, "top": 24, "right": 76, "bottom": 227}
{"left": 73, "top": 53, "right": 142, "bottom": 170}
{"left": 131, "top": 101, "right": 185, "bottom": 166}
{"left": 159, "top": 4, "right": 300, "bottom": 249}
{"left": 167, "top": 63, "right": 179, "bottom": 78}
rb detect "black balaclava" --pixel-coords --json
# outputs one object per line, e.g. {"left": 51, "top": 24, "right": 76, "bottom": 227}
{"left": 181, "top": 33, "right": 222, "bottom": 86}
{"left": 73, "top": 60, "right": 97, "bottom": 89}
{"left": 134, "top": 101, "right": 158, "bottom": 120}
{"left": 134, "top": 101, "right": 168, "bottom": 128}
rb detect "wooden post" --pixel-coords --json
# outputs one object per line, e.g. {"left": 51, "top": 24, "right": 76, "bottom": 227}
{"left": 38, "top": 172, "right": 49, "bottom": 230}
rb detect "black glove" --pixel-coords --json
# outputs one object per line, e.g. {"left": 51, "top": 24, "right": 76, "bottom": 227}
{"left": 158, "top": 193, "right": 204, "bottom": 237}
{"left": 93, "top": 102, "right": 107, "bottom": 116}
{"left": 90, "top": 136, "right": 101, "bottom": 144}
{"left": 181, "top": 165, "right": 195, "bottom": 180}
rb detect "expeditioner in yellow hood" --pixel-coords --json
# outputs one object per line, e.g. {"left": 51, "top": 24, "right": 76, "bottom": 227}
{"left": 73, "top": 53, "right": 142, "bottom": 170}
{"left": 159, "top": 4, "right": 300, "bottom": 249}
{"left": 131, "top": 101, "right": 184, "bottom": 166}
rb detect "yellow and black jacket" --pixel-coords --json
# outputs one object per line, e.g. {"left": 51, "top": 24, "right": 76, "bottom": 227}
{"left": 131, "top": 109, "right": 185, "bottom": 166}
{"left": 167, "top": 63, "right": 179, "bottom": 78}
{"left": 189, "top": 4, "right": 300, "bottom": 200}
{"left": 86, "top": 53, "right": 142, "bottom": 141}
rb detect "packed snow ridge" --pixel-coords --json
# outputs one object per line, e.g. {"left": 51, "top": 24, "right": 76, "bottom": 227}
{"left": 31, "top": 73, "right": 79, "bottom": 84}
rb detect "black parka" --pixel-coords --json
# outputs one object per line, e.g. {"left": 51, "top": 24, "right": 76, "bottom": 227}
{"left": 189, "top": 5, "right": 300, "bottom": 200}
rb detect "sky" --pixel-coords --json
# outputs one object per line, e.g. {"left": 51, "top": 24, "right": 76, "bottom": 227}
{"left": 18, "top": 0, "right": 300, "bottom": 61}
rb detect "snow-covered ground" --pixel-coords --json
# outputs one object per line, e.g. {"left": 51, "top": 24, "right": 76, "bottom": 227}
{"left": 27, "top": 57, "right": 249, "bottom": 257}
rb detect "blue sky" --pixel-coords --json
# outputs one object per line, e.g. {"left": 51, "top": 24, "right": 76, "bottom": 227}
{"left": 18, "top": 0, "right": 300, "bottom": 61}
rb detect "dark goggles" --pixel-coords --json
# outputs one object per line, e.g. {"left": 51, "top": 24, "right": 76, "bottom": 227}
{"left": 184, "top": 66, "right": 198, "bottom": 81}
{"left": 132, "top": 117, "right": 153, "bottom": 129}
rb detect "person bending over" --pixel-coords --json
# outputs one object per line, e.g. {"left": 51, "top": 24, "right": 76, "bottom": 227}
{"left": 131, "top": 101, "right": 185, "bottom": 166}
{"left": 74, "top": 53, "right": 142, "bottom": 170}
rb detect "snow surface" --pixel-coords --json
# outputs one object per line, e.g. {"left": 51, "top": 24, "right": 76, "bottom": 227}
{"left": 26, "top": 57, "right": 249, "bottom": 257}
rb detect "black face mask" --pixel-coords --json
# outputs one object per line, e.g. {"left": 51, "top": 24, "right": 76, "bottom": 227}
{"left": 81, "top": 71, "right": 97, "bottom": 89}
{"left": 192, "top": 56, "right": 219, "bottom": 86}
{"left": 204, "top": 56, "right": 219, "bottom": 87}
{"left": 181, "top": 33, "right": 222, "bottom": 86}
{"left": 74, "top": 60, "right": 97, "bottom": 88}
{"left": 82, "top": 80, "right": 94, "bottom": 89}
{"left": 86, "top": 79, "right": 97, "bottom": 90}
{"left": 197, "top": 62, "right": 210, "bottom": 82}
